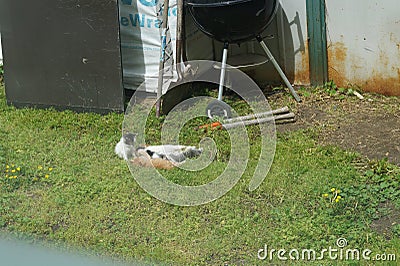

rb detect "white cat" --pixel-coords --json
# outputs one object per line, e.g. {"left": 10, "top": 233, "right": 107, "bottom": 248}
{"left": 115, "top": 133, "right": 202, "bottom": 169}
{"left": 114, "top": 133, "right": 137, "bottom": 161}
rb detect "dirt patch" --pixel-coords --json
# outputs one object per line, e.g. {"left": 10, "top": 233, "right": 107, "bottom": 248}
{"left": 325, "top": 112, "right": 400, "bottom": 165}
{"left": 269, "top": 89, "right": 400, "bottom": 165}
{"left": 370, "top": 202, "right": 400, "bottom": 239}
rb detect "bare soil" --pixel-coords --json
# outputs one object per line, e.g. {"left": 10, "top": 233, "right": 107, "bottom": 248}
{"left": 269, "top": 89, "right": 400, "bottom": 166}
{"left": 370, "top": 202, "right": 400, "bottom": 240}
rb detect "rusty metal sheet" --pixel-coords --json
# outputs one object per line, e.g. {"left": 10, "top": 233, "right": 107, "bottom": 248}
{"left": 326, "top": 0, "right": 400, "bottom": 96}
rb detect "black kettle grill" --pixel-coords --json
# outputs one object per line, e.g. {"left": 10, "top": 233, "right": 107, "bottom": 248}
{"left": 186, "top": 0, "right": 278, "bottom": 44}
{"left": 186, "top": 0, "right": 301, "bottom": 117}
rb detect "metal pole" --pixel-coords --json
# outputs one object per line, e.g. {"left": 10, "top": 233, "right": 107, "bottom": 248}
{"left": 224, "top": 106, "right": 289, "bottom": 123}
{"left": 257, "top": 36, "right": 301, "bottom": 102}
{"left": 223, "top": 112, "right": 295, "bottom": 129}
{"left": 176, "top": 0, "right": 184, "bottom": 80}
{"left": 218, "top": 42, "right": 229, "bottom": 101}
{"left": 156, "top": 0, "right": 170, "bottom": 117}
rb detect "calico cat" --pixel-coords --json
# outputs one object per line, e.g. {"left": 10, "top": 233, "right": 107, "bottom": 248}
{"left": 115, "top": 133, "right": 202, "bottom": 169}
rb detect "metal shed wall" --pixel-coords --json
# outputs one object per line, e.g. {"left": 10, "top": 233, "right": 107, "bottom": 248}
{"left": 0, "top": 0, "right": 125, "bottom": 113}
{"left": 244, "top": 0, "right": 400, "bottom": 96}
{"left": 326, "top": 0, "right": 400, "bottom": 96}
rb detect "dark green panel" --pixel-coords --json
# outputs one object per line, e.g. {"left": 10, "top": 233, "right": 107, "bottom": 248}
{"left": 306, "top": 0, "right": 328, "bottom": 85}
{"left": 0, "top": 0, "right": 124, "bottom": 114}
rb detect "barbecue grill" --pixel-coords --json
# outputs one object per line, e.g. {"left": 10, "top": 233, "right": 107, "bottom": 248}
{"left": 186, "top": 0, "right": 278, "bottom": 44}
{"left": 186, "top": 0, "right": 301, "bottom": 118}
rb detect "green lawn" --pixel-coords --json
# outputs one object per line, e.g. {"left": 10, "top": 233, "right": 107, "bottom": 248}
{"left": 0, "top": 83, "right": 399, "bottom": 265}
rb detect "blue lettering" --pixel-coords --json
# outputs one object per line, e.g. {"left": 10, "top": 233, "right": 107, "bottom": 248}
{"left": 171, "top": 7, "right": 177, "bottom": 16}
{"left": 120, "top": 10, "right": 176, "bottom": 29}
{"left": 120, "top": 16, "right": 129, "bottom": 26}
{"left": 121, "top": 0, "right": 132, "bottom": 5}
{"left": 121, "top": 0, "right": 158, "bottom": 7}
{"left": 129, "top": 13, "right": 145, "bottom": 27}
{"left": 139, "top": 0, "right": 158, "bottom": 7}
{"left": 154, "top": 19, "right": 161, "bottom": 28}
{"left": 147, "top": 18, "right": 153, "bottom": 28}
{"left": 159, "top": 7, "right": 177, "bottom": 17}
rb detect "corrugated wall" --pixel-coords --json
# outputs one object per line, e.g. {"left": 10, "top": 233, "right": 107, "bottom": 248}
{"left": 325, "top": 0, "right": 400, "bottom": 96}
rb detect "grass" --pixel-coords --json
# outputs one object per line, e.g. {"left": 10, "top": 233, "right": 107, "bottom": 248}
{"left": 0, "top": 82, "right": 399, "bottom": 265}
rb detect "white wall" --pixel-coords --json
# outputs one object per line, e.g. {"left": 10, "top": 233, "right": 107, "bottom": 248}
{"left": 279, "top": 0, "right": 309, "bottom": 85}
{"left": 227, "top": 0, "right": 310, "bottom": 86}
{"left": 326, "top": 0, "right": 400, "bottom": 95}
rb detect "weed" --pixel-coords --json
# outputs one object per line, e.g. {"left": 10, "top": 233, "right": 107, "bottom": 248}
{"left": 322, "top": 187, "right": 343, "bottom": 204}
{"left": 393, "top": 224, "right": 400, "bottom": 237}
{"left": 1, "top": 163, "right": 55, "bottom": 192}
{"left": 32, "top": 165, "right": 54, "bottom": 182}
{"left": 340, "top": 159, "right": 400, "bottom": 220}
{"left": 1, "top": 163, "right": 23, "bottom": 191}
{"left": 321, "top": 80, "right": 357, "bottom": 99}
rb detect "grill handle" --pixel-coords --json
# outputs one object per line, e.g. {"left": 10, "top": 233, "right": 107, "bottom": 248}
{"left": 186, "top": 0, "right": 252, "bottom": 8}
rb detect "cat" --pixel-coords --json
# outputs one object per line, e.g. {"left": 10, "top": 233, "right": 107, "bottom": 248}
{"left": 115, "top": 133, "right": 202, "bottom": 169}
{"left": 114, "top": 133, "right": 137, "bottom": 161}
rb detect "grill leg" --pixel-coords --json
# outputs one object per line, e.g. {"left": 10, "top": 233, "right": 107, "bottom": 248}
{"left": 218, "top": 42, "right": 229, "bottom": 101}
{"left": 256, "top": 36, "right": 301, "bottom": 102}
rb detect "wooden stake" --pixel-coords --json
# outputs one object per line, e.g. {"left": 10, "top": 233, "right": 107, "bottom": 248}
{"left": 156, "top": 0, "right": 170, "bottom": 117}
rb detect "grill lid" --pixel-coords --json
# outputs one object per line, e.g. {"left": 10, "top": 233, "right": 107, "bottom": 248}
{"left": 186, "top": 0, "right": 252, "bottom": 7}
{"left": 186, "top": 0, "right": 278, "bottom": 43}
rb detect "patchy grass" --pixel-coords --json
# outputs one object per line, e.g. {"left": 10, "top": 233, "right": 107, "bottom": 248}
{"left": 0, "top": 64, "right": 3, "bottom": 83}
{"left": 0, "top": 83, "right": 399, "bottom": 265}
